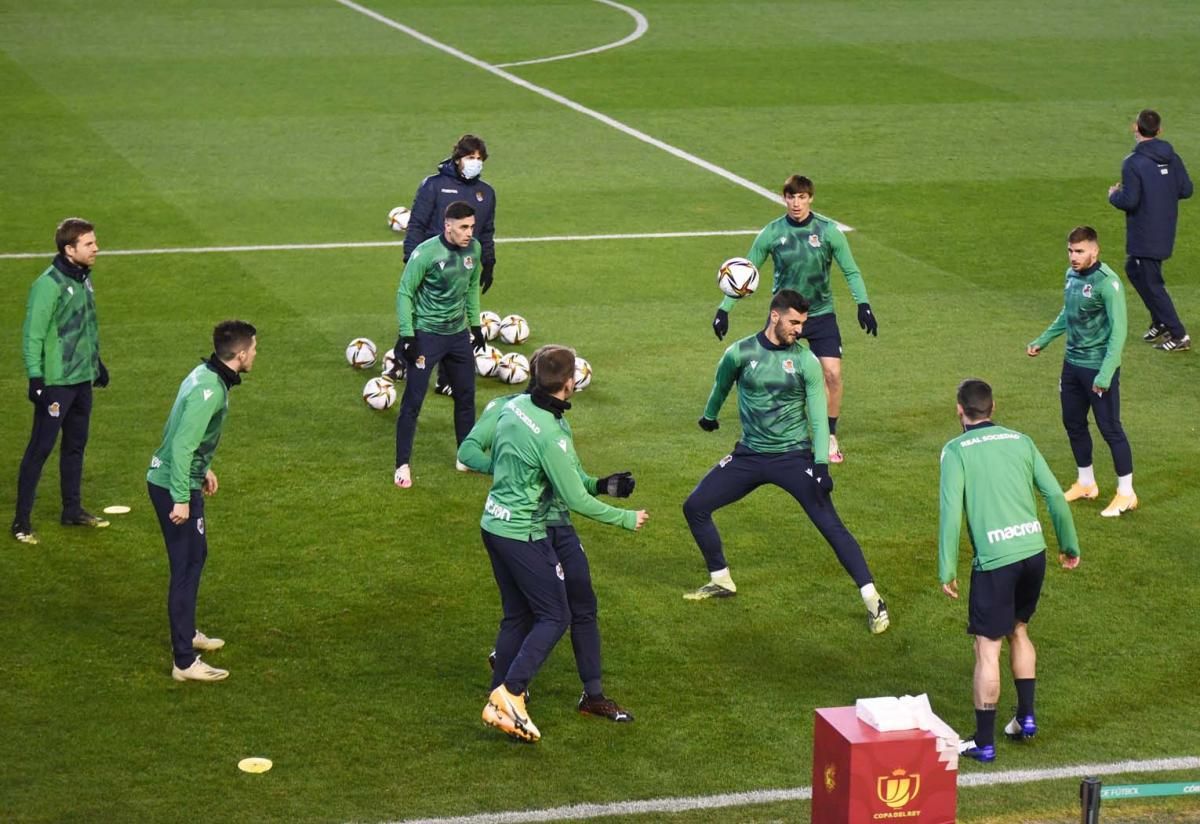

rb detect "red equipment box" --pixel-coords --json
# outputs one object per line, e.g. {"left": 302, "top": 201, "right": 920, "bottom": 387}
{"left": 811, "top": 706, "right": 957, "bottom": 823}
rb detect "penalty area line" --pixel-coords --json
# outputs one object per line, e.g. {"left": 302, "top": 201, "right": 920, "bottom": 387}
{"left": 0, "top": 230, "right": 761, "bottom": 260}
{"left": 380, "top": 755, "right": 1200, "bottom": 824}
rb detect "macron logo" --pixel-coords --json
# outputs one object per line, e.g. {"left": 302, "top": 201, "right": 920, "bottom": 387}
{"left": 203, "top": 389, "right": 213, "bottom": 401}
{"left": 558, "top": 438, "right": 567, "bottom": 453}
{"left": 484, "top": 496, "right": 511, "bottom": 522}
{"left": 987, "top": 520, "right": 1042, "bottom": 544}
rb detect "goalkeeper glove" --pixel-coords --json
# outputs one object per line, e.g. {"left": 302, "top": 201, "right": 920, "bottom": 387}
{"left": 712, "top": 309, "right": 729, "bottom": 340}
{"left": 698, "top": 417, "right": 719, "bottom": 432}
{"left": 598, "top": 471, "right": 635, "bottom": 498}
{"left": 857, "top": 303, "right": 878, "bottom": 336}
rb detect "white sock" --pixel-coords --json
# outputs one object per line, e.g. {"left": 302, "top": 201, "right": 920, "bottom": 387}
{"left": 860, "top": 582, "right": 879, "bottom": 606}
{"left": 711, "top": 568, "right": 735, "bottom": 589}
{"left": 1077, "top": 465, "right": 1096, "bottom": 487}
{"left": 1117, "top": 473, "right": 1134, "bottom": 496}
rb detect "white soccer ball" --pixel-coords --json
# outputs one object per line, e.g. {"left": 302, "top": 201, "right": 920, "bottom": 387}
{"left": 717, "top": 257, "right": 760, "bottom": 298}
{"left": 474, "top": 344, "right": 503, "bottom": 377}
{"left": 496, "top": 352, "right": 530, "bottom": 385}
{"left": 387, "top": 206, "right": 410, "bottom": 232}
{"left": 480, "top": 310, "right": 502, "bottom": 341}
{"left": 345, "top": 337, "right": 377, "bottom": 368}
{"left": 573, "top": 357, "right": 593, "bottom": 391}
{"left": 363, "top": 376, "right": 396, "bottom": 410}
{"left": 499, "top": 314, "right": 530, "bottom": 345}
{"left": 381, "top": 348, "right": 405, "bottom": 380}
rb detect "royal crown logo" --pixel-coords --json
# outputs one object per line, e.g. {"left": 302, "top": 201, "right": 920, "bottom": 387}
{"left": 877, "top": 768, "right": 920, "bottom": 809}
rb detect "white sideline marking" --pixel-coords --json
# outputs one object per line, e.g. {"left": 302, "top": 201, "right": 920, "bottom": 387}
{"left": 381, "top": 756, "right": 1200, "bottom": 824}
{"left": 333, "top": 0, "right": 854, "bottom": 230}
{"left": 495, "top": 0, "right": 648, "bottom": 68}
{"left": 0, "top": 230, "right": 760, "bottom": 261}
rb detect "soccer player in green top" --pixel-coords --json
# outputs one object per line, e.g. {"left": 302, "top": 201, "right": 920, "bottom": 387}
{"left": 475, "top": 346, "right": 648, "bottom": 742}
{"left": 938, "top": 379, "right": 1080, "bottom": 763}
{"left": 459, "top": 346, "right": 638, "bottom": 724}
{"left": 686, "top": 289, "right": 889, "bottom": 635}
{"left": 711, "top": 175, "right": 877, "bottom": 463}
{"left": 1027, "top": 226, "right": 1136, "bottom": 518}
{"left": 147, "top": 320, "right": 258, "bottom": 682}
{"left": 13, "top": 218, "right": 111, "bottom": 544}
{"left": 389, "top": 200, "right": 487, "bottom": 489}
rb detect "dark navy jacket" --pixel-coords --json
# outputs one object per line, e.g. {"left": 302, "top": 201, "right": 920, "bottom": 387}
{"left": 1109, "top": 138, "right": 1193, "bottom": 259}
{"left": 403, "top": 158, "right": 496, "bottom": 269}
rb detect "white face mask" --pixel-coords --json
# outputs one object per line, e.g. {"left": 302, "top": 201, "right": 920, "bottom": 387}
{"left": 460, "top": 157, "right": 483, "bottom": 179}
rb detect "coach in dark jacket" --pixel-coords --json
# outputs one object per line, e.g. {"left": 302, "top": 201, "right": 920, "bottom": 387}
{"left": 404, "top": 134, "right": 496, "bottom": 292}
{"left": 1109, "top": 109, "right": 1193, "bottom": 351}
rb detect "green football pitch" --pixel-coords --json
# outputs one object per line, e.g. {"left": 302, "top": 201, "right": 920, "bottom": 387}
{"left": 2, "top": 1, "right": 1198, "bottom": 821}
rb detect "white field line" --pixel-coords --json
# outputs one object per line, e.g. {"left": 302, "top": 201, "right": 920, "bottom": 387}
{"left": 331, "top": 0, "right": 844, "bottom": 226}
{"left": 0, "top": 230, "right": 760, "bottom": 261}
{"left": 495, "top": 0, "right": 648, "bottom": 68}
{"left": 380, "top": 755, "right": 1200, "bottom": 824}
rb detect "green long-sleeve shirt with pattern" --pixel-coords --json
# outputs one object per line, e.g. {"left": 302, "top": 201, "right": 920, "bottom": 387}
{"left": 22, "top": 260, "right": 100, "bottom": 385}
{"left": 1029, "top": 262, "right": 1127, "bottom": 389}
{"left": 146, "top": 363, "right": 231, "bottom": 503}
{"left": 397, "top": 234, "right": 481, "bottom": 337}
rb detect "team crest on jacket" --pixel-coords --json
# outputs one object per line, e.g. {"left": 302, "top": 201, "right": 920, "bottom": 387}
{"left": 1082, "top": 283, "right": 1093, "bottom": 297}
{"left": 808, "top": 233, "right": 822, "bottom": 248}
{"left": 475, "top": 191, "right": 484, "bottom": 202}
{"left": 782, "top": 359, "right": 796, "bottom": 374}
{"left": 464, "top": 256, "right": 474, "bottom": 269}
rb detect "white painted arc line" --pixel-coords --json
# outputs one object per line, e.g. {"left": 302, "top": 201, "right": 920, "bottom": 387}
{"left": 0, "top": 230, "right": 762, "bottom": 260}
{"left": 331, "top": 0, "right": 818, "bottom": 221}
{"left": 378, "top": 755, "right": 1200, "bottom": 824}
{"left": 494, "top": 0, "right": 649, "bottom": 68}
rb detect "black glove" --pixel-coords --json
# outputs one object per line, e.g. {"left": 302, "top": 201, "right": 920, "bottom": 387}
{"left": 598, "top": 471, "right": 635, "bottom": 498}
{"left": 396, "top": 335, "right": 417, "bottom": 365}
{"left": 94, "top": 360, "right": 109, "bottom": 388}
{"left": 471, "top": 325, "right": 487, "bottom": 353}
{"left": 712, "top": 309, "right": 729, "bottom": 340}
{"left": 698, "top": 417, "right": 719, "bottom": 432}
{"left": 857, "top": 303, "right": 878, "bottom": 336}
{"left": 28, "top": 377, "right": 46, "bottom": 406}
{"left": 812, "top": 463, "right": 834, "bottom": 494}
{"left": 480, "top": 261, "right": 495, "bottom": 295}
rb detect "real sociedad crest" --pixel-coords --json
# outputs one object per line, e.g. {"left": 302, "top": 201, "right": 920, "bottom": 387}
{"left": 1082, "top": 283, "right": 1093, "bottom": 297}
{"left": 476, "top": 191, "right": 484, "bottom": 202}
{"left": 808, "top": 233, "right": 822, "bottom": 248}
{"left": 464, "top": 256, "right": 474, "bottom": 269}
{"left": 783, "top": 359, "right": 796, "bottom": 374}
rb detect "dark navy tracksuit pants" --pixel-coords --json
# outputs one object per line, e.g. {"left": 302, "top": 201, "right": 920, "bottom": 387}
{"left": 1126, "top": 256, "right": 1187, "bottom": 339}
{"left": 395, "top": 330, "right": 476, "bottom": 467}
{"left": 1060, "top": 361, "right": 1133, "bottom": 476}
{"left": 149, "top": 483, "right": 208, "bottom": 670}
{"left": 482, "top": 529, "right": 570, "bottom": 696}
{"left": 488, "top": 525, "right": 604, "bottom": 696}
{"left": 14, "top": 382, "right": 92, "bottom": 523}
{"left": 683, "top": 443, "right": 873, "bottom": 587}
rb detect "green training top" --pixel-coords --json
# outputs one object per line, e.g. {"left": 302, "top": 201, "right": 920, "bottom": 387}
{"left": 719, "top": 212, "right": 868, "bottom": 317}
{"left": 1029, "top": 262, "right": 1127, "bottom": 389}
{"left": 457, "top": 392, "right": 600, "bottom": 528}
{"left": 479, "top": 394, "right": 636, "bottom": 540}
{"left": 22, "top": 261, "right": 101, "bottom": 385}
{"left": 397, "top": 234, "right": 482, "bottom": 337}
{"left": 938, "top": 422, "right": 1079, "bottom": 584}
{"left": 702, "top": 332, "right": 830, "bottom": 461}
{"left": 147, "top": 362, "right": 232, "bottom": 503}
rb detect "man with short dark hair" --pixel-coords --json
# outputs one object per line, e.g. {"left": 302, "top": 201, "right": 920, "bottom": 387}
{"left": 390, "top": 201, "right": 486, "bottom": 488}
{"left": 13, "top": 218, "right": 110, "bottom": 544}
{"left": 711, "top": 175, "right": 877, "bottom": 463}
{"left": 147, "top": 320, "right": 258, "bottom": 682}
{"left": 475, "top": 345, "right": 648, "bottom": 742}
{"left": 687, "top": 289, "right": 889, "bottom": 634}
{"left": 405, "top": 134, "right": 498, "bottom": 397}
{"left": 1028, "top": 226, "right": 1135, "bottom": 517}
{"left": 938, "top": 378, "right": 1080, "bottom": 763}
{"left": 458, "top": 346, "right": 638, "bottom": 725}
{"left": 1109, "top": 109, "right": 1193, "bottom": 352}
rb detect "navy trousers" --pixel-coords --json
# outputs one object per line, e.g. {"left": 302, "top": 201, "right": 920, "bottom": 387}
{"left": 682, "top": 443, "right": 873, "bottom": 587}
{"left": 395, "top": 330, "right": 476, "bottom": 466}
{"left": 1060, "top": 361, "right": 1133, "bottom": 476}
{"left": 483, "top": 529, "right": 570, "bottom": 696}
{"left": 149, "top": 482, "right": 208, "bottom": 670}
{"left": 14, "top": 382, "right": 92, "bottom": 523}
{"left": 1126, "top": 256, "right": 1187, "bottom": 339}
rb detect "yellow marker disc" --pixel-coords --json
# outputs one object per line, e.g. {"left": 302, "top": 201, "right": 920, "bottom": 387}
{"left": 237, "top": 757, "right": 273, "bottom": 774}
{"left": 102, "top": 505, "right": 131, "bottom": 515}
